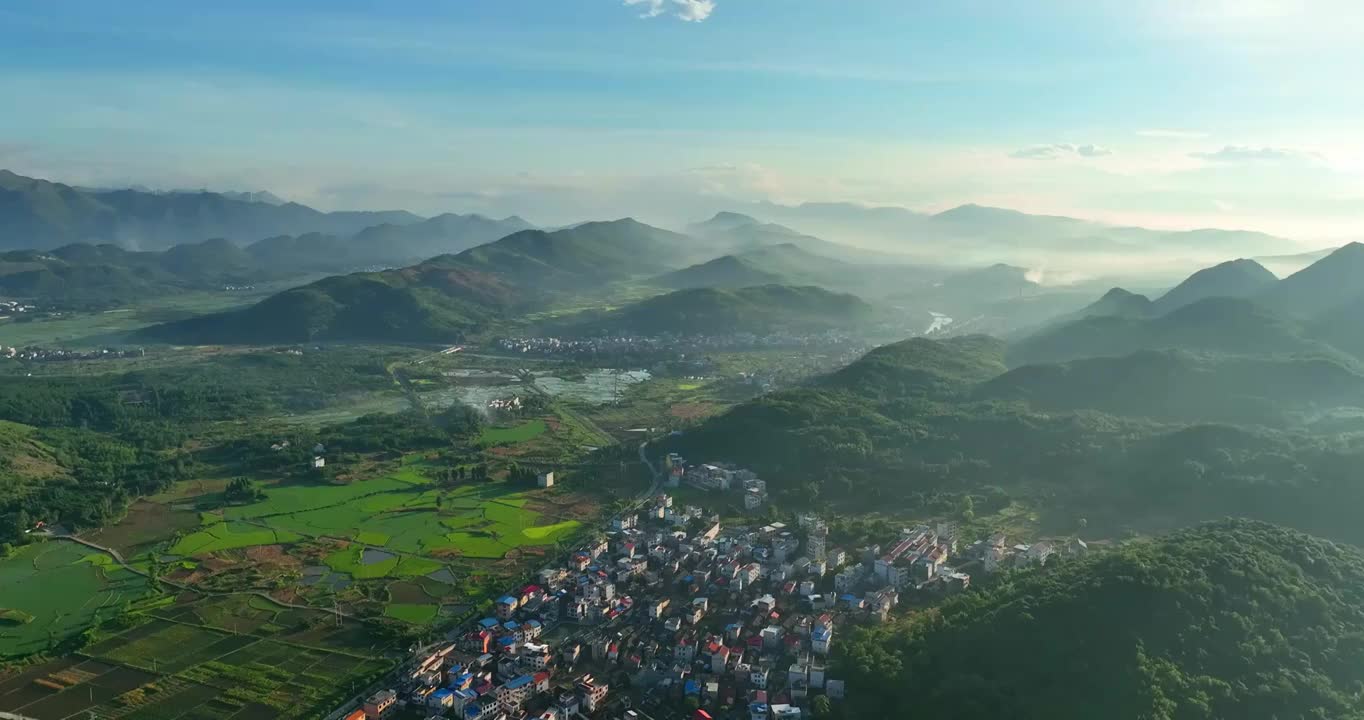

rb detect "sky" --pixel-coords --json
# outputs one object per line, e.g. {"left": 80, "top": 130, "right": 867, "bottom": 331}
{"left": 2, "top": 0, "right": 1363, "bottom": 240}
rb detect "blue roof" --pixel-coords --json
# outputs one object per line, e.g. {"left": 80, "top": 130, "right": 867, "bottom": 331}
{"left": 498, "top": 595, "right": 518, "bottom": 605}
{"left": 503, "top": 621, "right": 520, "bottom": 630}
{"left": 526, "top": 619, "right": 541, "bottom": 627}
{"left": 812, "top": 627, "right": 832, "bottom": 640}
{"left": 506, "top": 675, "right": 534, "bottom": 689}
{"left": 454, "top": 689, "right": 476, "bottom": 699}
{"left": 839, "top": 593, "right": 858, "bottom": 601}
{"left": 684, "top": 680, "right": 700, "bottom": 694}
{"left": 479, "top": 618, "right": 500, "bottom": 628}
{"left": 465, "top": 705, "right": 482, "bottom": 718}
{"left": 498, "top": 636, "right": 516, "bottom": 646}
{"left": 432, "top": 689, "right": 454, "bottom": 700}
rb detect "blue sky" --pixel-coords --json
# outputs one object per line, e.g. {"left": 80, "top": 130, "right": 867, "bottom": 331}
{"left": 2, "top": 0, "right": 1362, "bottom": 238}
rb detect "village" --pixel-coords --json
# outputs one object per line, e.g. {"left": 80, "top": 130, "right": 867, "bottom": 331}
{"left": 334, "top": 452, "right": 1090, "bottom": 720}
{"left": 0, "top": 344, "right": 146, "bottom": 362}
{"left": 494, "top": 332, "right": 862, "bottom": 360}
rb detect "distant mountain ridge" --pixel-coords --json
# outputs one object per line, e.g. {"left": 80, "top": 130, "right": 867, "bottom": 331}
{"left": 742, "top": 199, "right": 1300, "bottom": 269}
{"left": 1007, "top": 296, "right": 1339, "bottom": 367}
{"left": 0, "top": 169, "right": 423, "bottom": 250}
{"left": 656, "top": 243, "right": 847, "bottom": 290}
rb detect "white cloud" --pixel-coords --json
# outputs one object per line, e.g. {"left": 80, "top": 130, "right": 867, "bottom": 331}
{"left": 1010, "top": 143, "right": 1113, "bottom": 160}
{"left": 1189, "top": 145, "right": 1322, "bottom": 163}
{"left": 623, "top": 0, "right": 716, "bottom": 22}
{"left": 1136, "top": 129, "right": 1209, "bottom": 139}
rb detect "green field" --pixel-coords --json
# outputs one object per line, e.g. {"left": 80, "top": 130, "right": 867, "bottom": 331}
{"left": 480, "top": 419, "right": 549, "bottom": 445}
{"left": 384, "top": 603, "right": 439, "bottom": 624}
{"left": 0, "top": 542, "right": 147, "bottom": 657}
{"left": 169, "top": 521, "right": 304, "bottom": 556}
{"left": 355, "top": 530, "right": 391, "bottom": 546}
{"left": 323, "top": 546, "right": 443, "bottom": 580}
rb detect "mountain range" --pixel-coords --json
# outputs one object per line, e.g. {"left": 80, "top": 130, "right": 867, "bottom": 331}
{"left": 0, "top": 170, "right": 423, "bottom": 251}
{"left": 741, "top": 200, "right": 1301, "bottom": 269}
{"left": 1013, "top": 244, "right": 1364, "bottom": 365}
{"left": 145, "top": 219, "right": 712, "bottom": 343}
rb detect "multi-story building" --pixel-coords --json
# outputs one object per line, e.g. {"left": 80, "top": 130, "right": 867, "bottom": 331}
{"left": 577, "top": 675, "right": 609, "bottom": 712}
{"left": 363, "top": 689, "right": 397, "bottom": 719}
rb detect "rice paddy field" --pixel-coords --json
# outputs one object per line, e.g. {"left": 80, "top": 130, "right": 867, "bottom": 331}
{"left": 0, "top": 542, "right": 147, "bottom": 658}
{"left": 1, "top": 597, "right": 393, "bottom": 720}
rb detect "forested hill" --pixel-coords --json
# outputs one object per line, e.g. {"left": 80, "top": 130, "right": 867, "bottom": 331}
{"left": 144, "top": 218, "right": 698, "bottom": 344}
{"left": 668, "top": 335, "right": 1364, "bottom": 543}
{"left": 836, "top": 520, "right": 1364, "bottom": 720}
{"left": 578, "top": 285, "right": 874, "bottom": 336}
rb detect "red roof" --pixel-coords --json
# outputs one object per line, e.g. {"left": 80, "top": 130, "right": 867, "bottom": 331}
{"left": 534, "top": 671, "right": 550, "bottom": 682}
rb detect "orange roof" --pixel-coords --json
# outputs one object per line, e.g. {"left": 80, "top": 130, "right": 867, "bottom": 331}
{"left": 345, "top": 711, "right": 366, "bottom": 720}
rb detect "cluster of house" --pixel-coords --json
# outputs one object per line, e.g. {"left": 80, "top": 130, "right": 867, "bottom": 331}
{"left": 352, "top": 478, "right": 1094, "bottom": 720}
{"left": 0, "top": 299, "right": 38, "bottom": 318}
{"left": 0, "top": 344, "right": 145, "bottom": 362}
{"left": 662, "top": 457, "right": 769, "bottom": 512}
{"left": 972, "top": 533, "right": 1090, "bottom": 573}
{"left": 266, "top": 439, "right": 330, "bottom": 470}
{"left": 486, "top": 397, "right": 523, "bottom": 413}
{"left": 494, "top": 332, "right": 859, "bottom": 359}
{"left": 343, "top": 610, "right": 612, "bottom": 720}
{"left": 547, "top": 497, "right": 869, "bottom": 718}
{"left": 831, "top": 524, "right": 970, "bottom": 600}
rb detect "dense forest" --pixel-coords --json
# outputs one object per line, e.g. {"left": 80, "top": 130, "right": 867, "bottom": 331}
{"left": 835, "top": 520, "right": 1364, "bottom": 720}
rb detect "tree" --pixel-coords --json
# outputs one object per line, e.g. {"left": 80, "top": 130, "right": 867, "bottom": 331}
{"left": 812, "top": 694, "right": 833, "bottom": 718}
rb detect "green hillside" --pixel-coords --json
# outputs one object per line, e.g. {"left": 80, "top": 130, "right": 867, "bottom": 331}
{"left": 819, "top": 334, "right": 1007, "bottom": 396}
{"left": 452, "top": 219, "right": 696, "bottom": 290}
{"left": 981, "top": 349, "right": 1364, "bottom": 425}
{"left": 146, "top": 218, "right": 692, "bottom": 343}
{"left": 0, "top": 240, "right": 266, "bottom": 308}
{"left": 655, "top": 243, "right": 845, "bottom": 290}
{"left": 668, "top": 335, "right": 1364, "bottom": 540}
{"left": 838, "top": 520, "right": 1364, "bottom": 720}
{"left": 1007, "top": 297, "right": 1335, "bottom": 367}
{"left": 584, "top": 284, "right": 874, "bottom": 335}
{"left": 145, "top": 261, "right": 514, "bottom": 343}
{"left": 1259, "top": 242, "right": 1364, "bottom": 317}
{"left": 1150, "top": 257, "right": 1277, "bottom": 314}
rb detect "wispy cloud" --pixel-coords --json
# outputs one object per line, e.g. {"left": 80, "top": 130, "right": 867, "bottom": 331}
{"left": 1010, "top": 143, "right": 1113, "bottom": 160}
{"left": 1190, "top": 145, "right": 1322, "bottom": 163}
{"left": 1137, "top": 129, "right": 1208, "bottom": 139}
{"left": 623, "top": 0, "right": 716, "bottom": 22}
